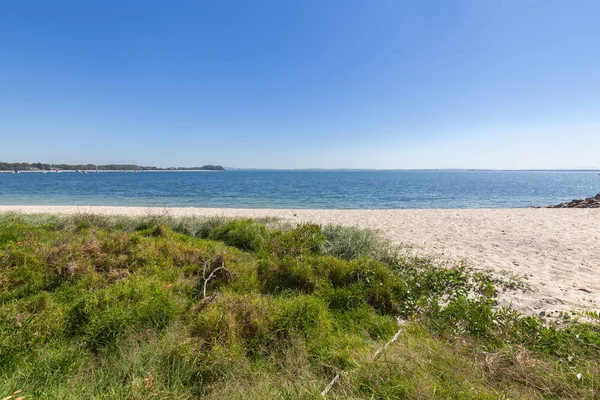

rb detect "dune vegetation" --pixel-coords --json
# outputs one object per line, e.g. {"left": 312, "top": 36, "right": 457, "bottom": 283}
{"left": 0, "top": 213, "right": 598, "bottom": 399}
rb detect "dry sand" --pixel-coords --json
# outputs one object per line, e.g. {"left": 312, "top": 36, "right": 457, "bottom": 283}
{"left": 1, "top": 205, "right": 598, "bottom": 318}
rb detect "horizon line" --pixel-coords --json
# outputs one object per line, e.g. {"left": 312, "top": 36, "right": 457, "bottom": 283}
{"left": 2, "top": 161, "right": 599, "bottom": 172}
{"left": 225, "top": 167, "right": 600, "bottom": 172}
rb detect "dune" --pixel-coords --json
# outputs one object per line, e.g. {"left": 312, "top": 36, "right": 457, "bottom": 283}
{"left": 1, "top": 205, "right": 598, "bottom": 317}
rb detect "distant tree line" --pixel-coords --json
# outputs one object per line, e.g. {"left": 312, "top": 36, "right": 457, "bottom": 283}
{"left": 174, "top": 165, "right": 225, "bottom": 171}
{"left": 0, "top": 162, "right": 225, "bottom": 171}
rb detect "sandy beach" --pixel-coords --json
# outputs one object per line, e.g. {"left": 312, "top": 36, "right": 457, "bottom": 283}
{"left": 1, "top": 205, "right": 598, "bottom": 318}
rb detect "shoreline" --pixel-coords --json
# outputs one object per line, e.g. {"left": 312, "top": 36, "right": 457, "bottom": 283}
{"left": 0, "top": 170, "right": 223, "bottom": 173}
{"left": 1, "top": 205, "right": 599, "bottom": 318}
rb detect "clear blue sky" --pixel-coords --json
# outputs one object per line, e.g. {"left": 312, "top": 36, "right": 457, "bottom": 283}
{"left": 1, "top": 0, "right": 599, "bottom": 169}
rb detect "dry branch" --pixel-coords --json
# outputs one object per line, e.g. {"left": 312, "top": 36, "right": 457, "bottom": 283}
{"left": 321, "top": 371, "right": 346, "bottom": 398}
{"left": 320, "top": 317, "right": 406, "bottom": 398}
{"left": 373, "top": 318, "right": 406, "bottom": 361}
{"left": 202, "top": 258, "right": 230, "bottom": 298}
{"left": 193, "top": 293, "right": 218, "bottom": 313}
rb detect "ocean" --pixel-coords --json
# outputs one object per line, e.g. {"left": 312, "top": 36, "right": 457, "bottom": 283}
{"left": 0, "top": 170, "right": 598, "bottom": 209}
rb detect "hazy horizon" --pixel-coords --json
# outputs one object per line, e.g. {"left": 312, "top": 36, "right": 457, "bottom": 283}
{"left": 2, "top": 161, "right": 599, "bottom": 172}
{"left": 1, "top": 1, "right": 599, "bottom": 169}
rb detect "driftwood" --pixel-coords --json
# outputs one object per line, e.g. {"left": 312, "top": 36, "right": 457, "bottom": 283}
{"left": 201, "top": 257, "right": 230, "bottom": 299}
{"left": 320, "top": 371, "right": 346, "bottom": 398}
{"left": 190, "top": 257, "right": 230, "bottom": 314}
{"left": 320, "top": 317, "right": 406, "bottom": 398}
{"left": 193, "top": 293, "right": 218, "bottom": 313}
{"left": 373, "top": 318, "right": 406, "bottom": 361}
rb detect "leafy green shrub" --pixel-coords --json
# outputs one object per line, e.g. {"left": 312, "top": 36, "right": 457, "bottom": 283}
{"left": 433, "top": 295, "right": 497, "bottom": 339}
{"left": 493, "top": 309, "right": 600, "bottom": 359}
{"left": 257, "top": 258, "right": 322, "bottom": 294}
{"left": 315, "top": 256, "right": 408, "bottom": 314}
{"left": 323, "top": 286, "right": 366, "bottom": 311}
{"left": 265, "top": 223, "right": 326, "bottom": 258}
{"left": 0, "top": 214, "right": 26, "bottom": 245}
{"left": 209, "top": 219, "right": 266, "bottom": 251}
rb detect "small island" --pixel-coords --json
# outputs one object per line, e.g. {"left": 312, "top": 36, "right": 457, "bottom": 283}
{"left": 0, "top": 162, "right": 225, "bottom": 172}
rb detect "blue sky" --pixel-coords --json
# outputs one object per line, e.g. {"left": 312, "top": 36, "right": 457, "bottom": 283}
{"left": 1, "top": 0, "right": 599, "bottom": 169}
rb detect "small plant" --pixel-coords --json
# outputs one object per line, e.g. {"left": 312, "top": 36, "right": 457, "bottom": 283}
{"left": 265, "top": 223, "right": 326, "bottom": 259}
{"left": 209, "top": 219, "right": 266, "bottom": 251}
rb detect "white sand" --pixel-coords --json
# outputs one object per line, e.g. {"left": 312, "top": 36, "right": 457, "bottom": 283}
{"left": 1, "top": 205, "right": 599, "bottom": 317}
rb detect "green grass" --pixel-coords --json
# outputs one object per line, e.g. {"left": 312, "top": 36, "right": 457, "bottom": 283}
{"left": 0, "top": 213, "right": 598, "bottom": 399}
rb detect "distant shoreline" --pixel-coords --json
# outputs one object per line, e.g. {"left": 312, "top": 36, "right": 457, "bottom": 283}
{"left": 0, "top": 169, "right": 223, "bottom": 173}
{"left": 5, "top": 169, "right": 598, "bottom": 174}
{"left": 0, "top": 162, "right": 225, "bottom": 172}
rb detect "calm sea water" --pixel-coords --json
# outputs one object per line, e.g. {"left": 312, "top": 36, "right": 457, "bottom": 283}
{"left": 0, "top": 170, "right": 599, "bottom": 209}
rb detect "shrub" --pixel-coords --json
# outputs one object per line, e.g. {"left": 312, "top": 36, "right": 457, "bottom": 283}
{"left": 64, "top": 278, "right": 179, "bottom": 352}
{"left": 321, "top": 224, "right": 398, "bottom": 263}
{"left": 315, "top": 256, "right": 408, "bottom": 314}
{"left": 170, "top": 216, "right": 227, "bottom": 238}
{"left": 323, "top": 286, "right": 366, "bottom": 311}
{"left": 257, "top": 258, "right": 322, "bottom": 294}
{"left": 265, "top": 223, "right": 326, "bottom": 258}
{"left": 191, "top": 293, "right": 274, "bottom": 357}
{"left": 271, "top": 296, "right": 332, "bottom": 341}
{"left": 209, "top": 219, "right": 266, "bottom": 252}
